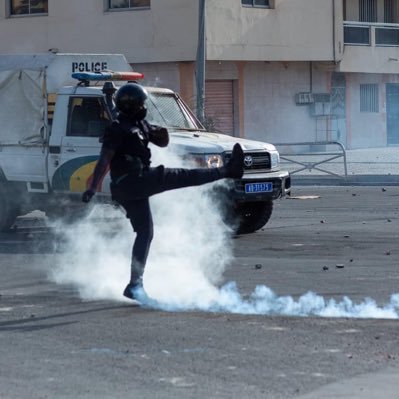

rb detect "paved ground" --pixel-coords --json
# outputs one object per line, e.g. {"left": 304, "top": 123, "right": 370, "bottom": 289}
{"left": 0, "top": 186, "right": 399, "bottom": 398}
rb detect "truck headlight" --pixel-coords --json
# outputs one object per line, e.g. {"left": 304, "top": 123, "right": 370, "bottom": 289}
{"left": 270, "top": 151, "right": 280, "bottom": 168}
{"left": 205, "top": 154, "right": 224, "bottom": 168}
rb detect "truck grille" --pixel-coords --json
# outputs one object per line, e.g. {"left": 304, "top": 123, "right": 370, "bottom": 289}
{"left": 224, "top": 151, "right": 271, "bottom": 170}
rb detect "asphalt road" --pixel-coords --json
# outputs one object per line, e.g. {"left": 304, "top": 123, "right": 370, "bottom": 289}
{"left": 0, "top": 186, "right": 399, "bottom": 399}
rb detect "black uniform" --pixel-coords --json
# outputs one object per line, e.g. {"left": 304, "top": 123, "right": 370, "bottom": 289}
{"left": 102, "top": 113, "right": 223, "bottom": 286}
{"left": 82, "top": 82, "right": 243, "bottom": 301}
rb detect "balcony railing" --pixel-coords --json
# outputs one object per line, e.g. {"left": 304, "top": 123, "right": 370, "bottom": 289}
{"left": 344, "top": 21, "right": 399, "bottom": 46}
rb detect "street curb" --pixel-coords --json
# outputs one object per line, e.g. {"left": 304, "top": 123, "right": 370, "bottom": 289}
{"left": 291, "top": 175, "right": 399, "bottom": 186}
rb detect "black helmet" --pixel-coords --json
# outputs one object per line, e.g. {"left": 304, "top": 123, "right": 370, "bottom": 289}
{"left": 115, "top": 83, "right": 148, "bottom": 119}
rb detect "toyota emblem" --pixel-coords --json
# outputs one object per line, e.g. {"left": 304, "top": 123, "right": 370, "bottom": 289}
{"left": 244, "top": 155, "right": 253, "bottom": 167}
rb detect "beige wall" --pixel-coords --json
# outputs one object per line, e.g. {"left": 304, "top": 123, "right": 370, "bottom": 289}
{"left": 0, "top": 0, "right": 198, "bottom": 62}
{"left": 346, "top": 73, "right": 399, "bottom": 148}
{"left": 133, "top": 62, "right": 181, "bottom": 92}
{"left": 0, "top": 0, "right": 344, "bottom": 63}
{"left": 242, "top": 61, "right": 331, "bottom": 144}
{"left": 206, "top": 0, "right": 343, "bottom": 62}
{"left": 340, "top": 45, "right": 399, "bottom": 74}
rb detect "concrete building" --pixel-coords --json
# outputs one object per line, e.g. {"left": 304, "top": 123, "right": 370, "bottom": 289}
{"left": 1, "top": 0, "right": 399, "bottom": 149}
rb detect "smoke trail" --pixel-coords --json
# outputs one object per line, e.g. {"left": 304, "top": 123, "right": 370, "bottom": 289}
{"left": 135, "top": 282, "right": 399, "bottom": 319}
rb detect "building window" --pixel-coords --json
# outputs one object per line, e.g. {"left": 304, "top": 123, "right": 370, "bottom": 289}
{"left": 10, "top": 0, "right": 48, "bottom": 15}
{"left": 109, "top": 0, "right": 150, "bottom": 10}
{"left": 359, "top": 0, "right": 377, "bottom": 22}
{"left": 360, "top": 84, "right": 379, "bottom": 112}
{"left": 384, "top": 0, "right": 396, "bottom": 23}
{"left": 242, "top": 0, "right": 271, "bottom": 8}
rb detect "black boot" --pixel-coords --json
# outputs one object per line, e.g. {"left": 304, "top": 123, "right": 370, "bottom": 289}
{"left": 223, "top": 143, "right": 244, "bottom": 179}
{"left": 123, "top": 277, "right": 143, "bottom": 301}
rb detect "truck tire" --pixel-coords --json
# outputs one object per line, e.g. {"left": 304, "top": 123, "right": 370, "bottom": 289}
{"left": 0, "top": 186, "right": 19, "bottom": 231}
{"left": 235, "top": 200, "right": 273, "bottom": 234}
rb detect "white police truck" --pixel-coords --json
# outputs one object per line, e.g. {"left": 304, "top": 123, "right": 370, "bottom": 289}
{"left": 0, "top": 53, "right": 290, "bottom": 234}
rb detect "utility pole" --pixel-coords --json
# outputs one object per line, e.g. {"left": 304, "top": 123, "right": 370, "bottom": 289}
{"left": 196, "top": 0, "right": 206, "bottom": 123}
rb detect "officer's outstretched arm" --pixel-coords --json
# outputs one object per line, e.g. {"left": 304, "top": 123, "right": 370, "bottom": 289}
{"left": 148, "top": 125, "right": 169, "bottom": 148}
{"left": 82, "top": 147, "right": 115, "bottom": 203}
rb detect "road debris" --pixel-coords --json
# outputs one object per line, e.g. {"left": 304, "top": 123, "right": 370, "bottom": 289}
{"left": 254, "top": 264, "right": 263, "bottom": 270}
{"left": 322, "top": 266, "right": 329, "bottom": 271}
{"left": 336, "top": 264, "right": 345, "bottom": 269}
{"left": 288, "top": 195, "right": 321, "bottom": 200}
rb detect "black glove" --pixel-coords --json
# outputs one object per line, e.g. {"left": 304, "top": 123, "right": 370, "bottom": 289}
{"left": 148, "top": 126, "right": 169, "bottom": 147}
{"left": 82, "top": 189, "right": 95, "bottom": 203}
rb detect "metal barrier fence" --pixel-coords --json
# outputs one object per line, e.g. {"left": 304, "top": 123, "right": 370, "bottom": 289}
{"left": 274, "top": 141, "right": 348, "bottom": 180}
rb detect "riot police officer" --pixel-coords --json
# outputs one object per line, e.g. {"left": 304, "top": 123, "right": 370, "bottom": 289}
{"left": 82, "top": 83, "right": 244, "bottom": 301}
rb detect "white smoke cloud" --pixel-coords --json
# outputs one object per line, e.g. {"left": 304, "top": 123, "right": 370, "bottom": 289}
{"left": 138, "top": 146, "right": 234, "bottom": 305}
{"left": 49, "top": 145, "right": 399, "bottom": 320}
{"left": 49, "top": 145, "right": 233, "bottom": 303}
{"left": 49, "top": 204, "right": 133, "bottom": 301}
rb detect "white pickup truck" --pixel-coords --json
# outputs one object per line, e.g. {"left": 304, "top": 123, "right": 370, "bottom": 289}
{"left": 0, "top": 53, "right": 290, "bottom": 234}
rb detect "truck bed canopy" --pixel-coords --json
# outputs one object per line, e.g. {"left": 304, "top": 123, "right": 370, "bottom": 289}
{"left": 0, "top": 68, "right": 44, "bottom": 145}
{"left": 0, "top": 53, "right": 132, "bottom": 145}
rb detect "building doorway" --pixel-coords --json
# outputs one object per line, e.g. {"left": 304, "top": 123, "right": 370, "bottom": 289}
{"left": 204, "top": 80, "right": 235, "bottom": 135}
{"left": 386, "top": 83, "right": 399, "bottom": 145}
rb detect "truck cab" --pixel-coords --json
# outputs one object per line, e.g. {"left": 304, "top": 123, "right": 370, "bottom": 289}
{"left": 48, "top": 86, "right": 113, "bottom": 194}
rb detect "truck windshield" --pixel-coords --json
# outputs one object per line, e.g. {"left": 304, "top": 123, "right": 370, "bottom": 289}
{"left": 146, "top": 92, "right": 203, "bottom": 130}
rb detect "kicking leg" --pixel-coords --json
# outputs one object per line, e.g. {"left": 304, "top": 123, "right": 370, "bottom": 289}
{"left": 152, "top": 143, "right": 245, "bottom": 195}
{"left": 113, "top": 144, "right": 244, "bottom": 200}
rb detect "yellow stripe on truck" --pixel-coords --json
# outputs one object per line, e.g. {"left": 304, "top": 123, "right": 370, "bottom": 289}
{"left": 69, "top": 161, "right": 97, "bottom": 192}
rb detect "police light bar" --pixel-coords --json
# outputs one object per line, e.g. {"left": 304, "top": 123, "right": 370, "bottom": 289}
{"left": 71, "top": 71, "right": 144, "bottom": 82}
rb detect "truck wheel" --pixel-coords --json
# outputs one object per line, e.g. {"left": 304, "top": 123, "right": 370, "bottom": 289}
{"left": 0, "top": 186, "right": 19, "bottom": 231}
{"left": 235, "top": 200, "right": 273, "bottom": 234}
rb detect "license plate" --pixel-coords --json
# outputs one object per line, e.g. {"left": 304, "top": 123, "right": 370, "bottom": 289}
{"left": 245, "top": 182, "right": 273, "bottom": 194}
